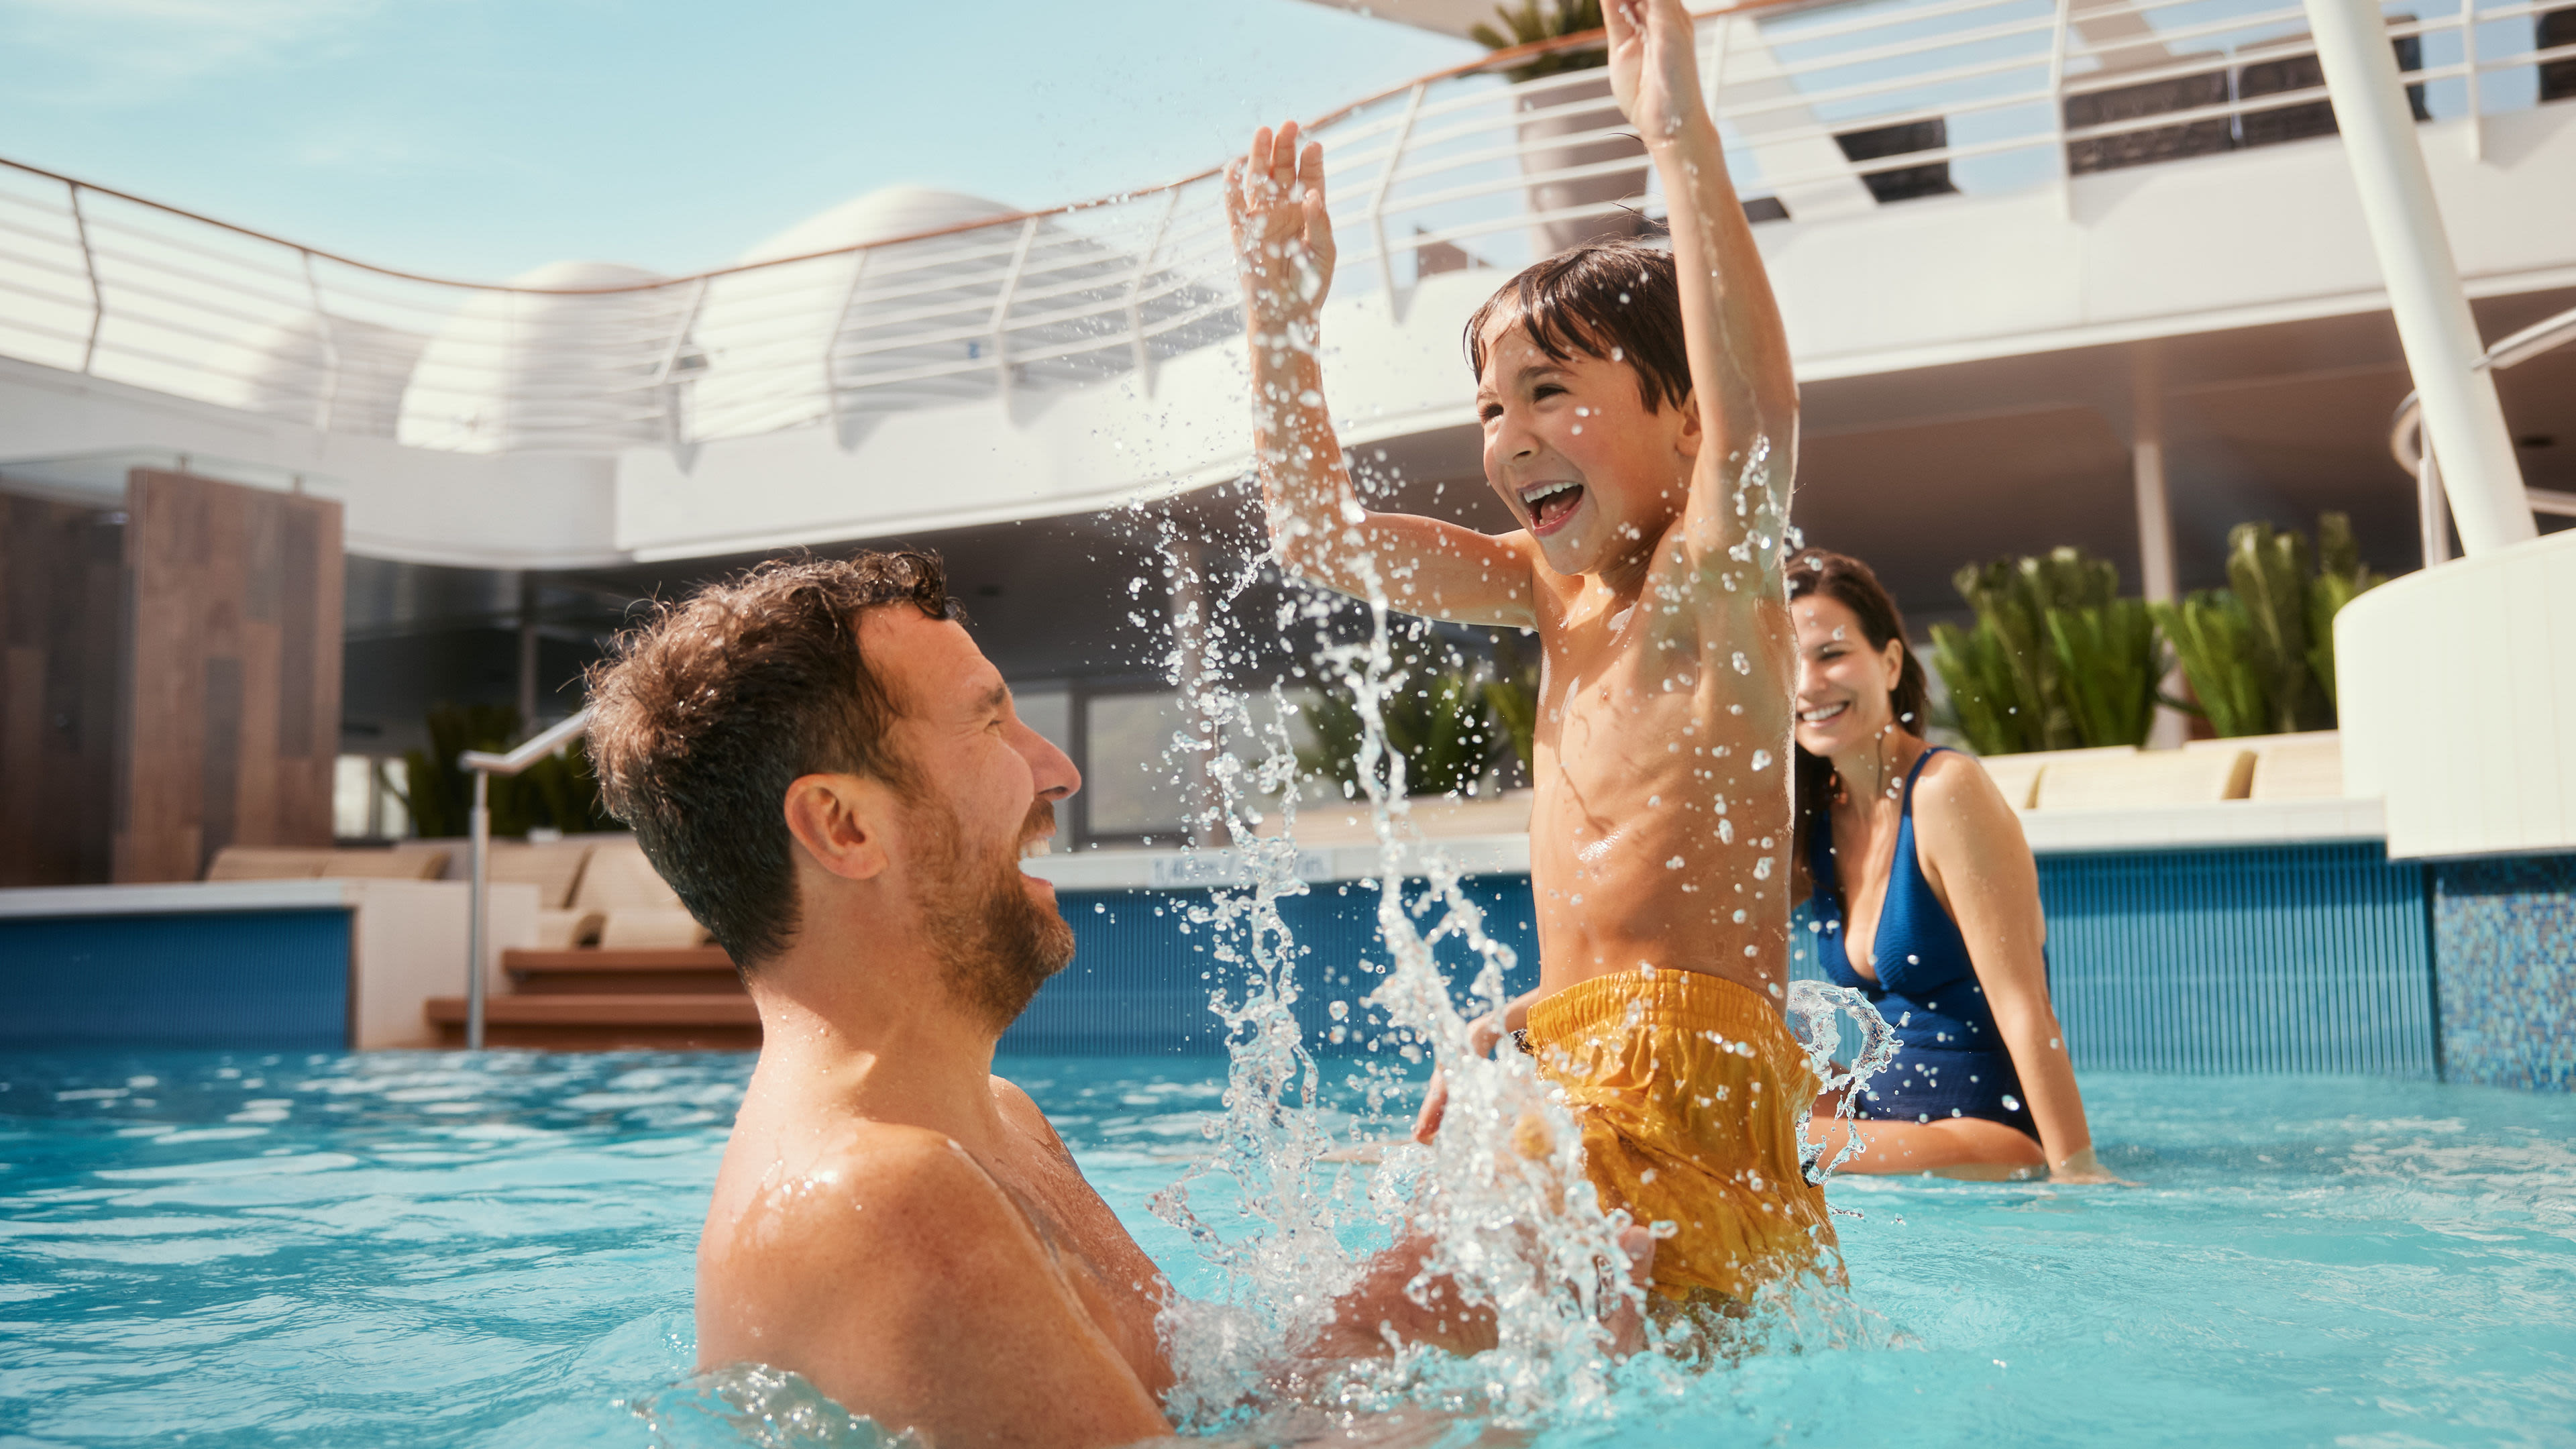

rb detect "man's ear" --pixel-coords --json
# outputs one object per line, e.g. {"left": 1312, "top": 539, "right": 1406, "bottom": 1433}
{"left": 782, "top": 773, "right": 896, "bottom": 883}
{"left": 1672, "top": 386, "right": 1703, "bottom": 460}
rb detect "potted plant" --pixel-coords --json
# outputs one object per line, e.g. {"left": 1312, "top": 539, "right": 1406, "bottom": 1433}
{"left": 1929, "top": 547, "right": 2163, "bottom": 754}
{"left": 1471, "top": 1, "right": 1653, "bottom": 259}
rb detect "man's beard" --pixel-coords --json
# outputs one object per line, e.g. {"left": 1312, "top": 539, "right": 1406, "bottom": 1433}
{"left": 908, "top": 796, "right": 1075, "bottom": 1032}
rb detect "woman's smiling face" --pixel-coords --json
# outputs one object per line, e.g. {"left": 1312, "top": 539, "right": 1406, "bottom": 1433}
{"left": 1792, "top": 592, "right": 1906, "bottom": 757}
{"left": 1476, "top": 321, "right": 1697, "bottom": 580}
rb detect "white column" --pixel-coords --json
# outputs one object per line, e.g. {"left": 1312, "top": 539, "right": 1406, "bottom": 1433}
{"left": 2303, "top": 0, "right": 2534, "bottom": 555}
{"left": 2132, "top": 353, "right": 2188, "bottom": 749}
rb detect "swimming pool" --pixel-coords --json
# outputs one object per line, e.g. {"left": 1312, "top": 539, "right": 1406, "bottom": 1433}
{"left": 2, "top": 1049, "right": 2570, "bottom": 1446}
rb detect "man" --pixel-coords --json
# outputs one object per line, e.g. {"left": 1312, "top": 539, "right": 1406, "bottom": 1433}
{"left": 586, "top": 551, "right": 1603, "bottom": 1448}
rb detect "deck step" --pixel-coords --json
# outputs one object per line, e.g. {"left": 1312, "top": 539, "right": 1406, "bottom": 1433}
{"left": 424, "top": 992, "right": 759, "bottom": 1051}
{"left": 504, "top": 947, "right": 742, "bottom": 996}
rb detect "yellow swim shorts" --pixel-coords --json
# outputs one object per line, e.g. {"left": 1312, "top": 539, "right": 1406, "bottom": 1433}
{"left": 1524, "top": 967, "right": 1839, "bottom": 1302}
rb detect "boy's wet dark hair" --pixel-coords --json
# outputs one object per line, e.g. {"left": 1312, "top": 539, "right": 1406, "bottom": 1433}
{"left": 584, "top": 550, "right": 956, "bottom": 971}
{"left": 1462, "top": 239, "right": 1691, "bottom": 414}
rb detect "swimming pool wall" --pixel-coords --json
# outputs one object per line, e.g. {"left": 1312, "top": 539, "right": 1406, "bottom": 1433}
{"left": 2430, "top": 853, "right": 2576, "bottom": 1091}
{"left": 1020, "top": 843, "right": 2568, "bottom": 1091}
{"left": 0, "top": 907, "right": 350, "bottom": 1050}
{"left": 1, "top": 843, "right": 2566, "bottom": 1089}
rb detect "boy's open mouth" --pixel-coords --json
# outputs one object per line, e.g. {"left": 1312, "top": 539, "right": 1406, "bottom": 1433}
{"left": 1520, "top": 480, "right": 1585, "bottom": 535}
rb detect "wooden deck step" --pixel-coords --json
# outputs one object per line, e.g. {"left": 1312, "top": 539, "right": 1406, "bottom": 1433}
{"left": 504, "top": 946, "right": 742, "bottom": 996}
{"left": 425, "top": 993, "right": 759, "bottom": 1051}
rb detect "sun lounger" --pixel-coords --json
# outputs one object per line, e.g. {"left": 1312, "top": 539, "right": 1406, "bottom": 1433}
{"left": 1974, "top": 745, "right": 2140, "bottom": 810}
{"left": 2034, "top": 747, "right": 2255, "bottom": 810}
{"left": 2186, "top": 731, "right": 2343, "bottom": 801}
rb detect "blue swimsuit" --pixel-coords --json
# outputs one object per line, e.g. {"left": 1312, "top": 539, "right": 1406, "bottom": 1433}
{"left": 1806, "top": 747, "right": 2039, "bottom": 1141}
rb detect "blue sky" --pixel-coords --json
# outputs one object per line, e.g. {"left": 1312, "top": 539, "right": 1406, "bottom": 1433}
{"left": 0, "top": 0, "right": 1477, "bottom": 280}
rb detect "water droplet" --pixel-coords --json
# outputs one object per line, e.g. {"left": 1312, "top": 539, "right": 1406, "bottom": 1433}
{"left": 1751, "top": 750, "right": 1773, "bottom": 771}
{"left": 2000, "top": 1093, "right": 2022, "bottom": 1112}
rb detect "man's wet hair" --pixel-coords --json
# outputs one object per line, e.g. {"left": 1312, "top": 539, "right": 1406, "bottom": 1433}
{"left": 1462, "top": 239, "right": 1690, "bottom": 414}
{"left": 584, "top": 551, "right": 955, "bottom": 971}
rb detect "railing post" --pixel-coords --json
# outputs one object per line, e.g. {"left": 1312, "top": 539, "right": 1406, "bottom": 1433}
{"left": 2459, "top": 0, "right": 2481, "bottom": 161}
{"left": 458, "top": 708, "right": 593, "bottom": 1053}
{"left": 68, "top": 182, "right": 103, "bottom": 374}
{"left": 990, "top": 217, "right": 1040, "bottom": 402}
{"left": 2047, "top": 0, "right": 2076, "bottom": 219}
{"left": 1704, "top": 8, "right": 1735, "bottom": 111}
{"left": 2419, "top": 447, "right": 2453, "bottom": 568}
{"left": 301, "top": 249, "right": 341, "bottom": 435}
{"left": 1370, "top": 82, "right": 1428, "bottom": 317}
{"left": 1125, "top": 186, "right": 1183, "bottom": 390}
{"left": 466, "top": 769, "right": 490, "bottom": 1051}
{"left": 653, "top": 276, "right": 711, "bottom": 453}
{"left": 824, "top": 248, "right": 875, "bottom": 439}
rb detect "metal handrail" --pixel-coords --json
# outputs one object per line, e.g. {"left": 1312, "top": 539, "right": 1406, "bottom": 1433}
{"left": 0, "top": 0, "right": 2554, "bottom": 455}
{"left": 2390, "top": 301, "right": 2576, "bottom": 568}
{"left": 455, "top": 708, "right": 592, "bottom": 1051}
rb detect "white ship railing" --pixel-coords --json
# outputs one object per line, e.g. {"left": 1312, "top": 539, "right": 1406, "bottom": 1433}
{"left": 0, "top": 0, "right": 2567, "bottom": 458}
{"left": 2390, "top": 299, "right": 2576, "bottom": 564}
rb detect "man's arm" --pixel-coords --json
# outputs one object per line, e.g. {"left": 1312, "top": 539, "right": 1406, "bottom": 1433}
{"left": 1230, "top": 122, "right": 1539, "bottom": 629}
{"left": 696, "top": 1131, "right": 1169, "bottom": 1448}
{"left": 1609, "top": 0, "right": 1799, "bottom": 603}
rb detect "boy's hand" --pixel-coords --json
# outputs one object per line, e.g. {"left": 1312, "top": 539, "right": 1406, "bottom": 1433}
{"left": 1226, "top": 121, "right": 1336, "bottom": 328}
{"left": 1410, "top": 1012, "right": 1508, "bottom": 1142}
{"left": 1605, "top": 0, "right": 1709, "bottom": 146}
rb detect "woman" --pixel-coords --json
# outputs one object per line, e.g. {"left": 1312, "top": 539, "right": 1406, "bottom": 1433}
{"left": 1787, "top": 549, "right": 2116, "bottom": 1182}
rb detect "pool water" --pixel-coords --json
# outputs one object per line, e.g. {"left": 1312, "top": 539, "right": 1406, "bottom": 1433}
{"left": 2, "top": 1050, "right": 2571, "bottom": 1446}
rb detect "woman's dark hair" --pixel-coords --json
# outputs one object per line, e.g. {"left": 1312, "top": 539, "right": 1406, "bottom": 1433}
{"left": 1786, "top": 548, "right": 1931, "bottom": 881}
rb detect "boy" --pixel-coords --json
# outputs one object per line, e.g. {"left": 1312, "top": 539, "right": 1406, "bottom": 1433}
{"left": 1228, "top": 0, "right": 1832, "bottom": 1302}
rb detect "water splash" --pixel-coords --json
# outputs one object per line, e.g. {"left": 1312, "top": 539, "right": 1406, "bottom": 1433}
{"left": 1785, "top": 979, "right": 1901, "bottom": 1192}
{"left": 627, "top": 1364, "right": 914, "bottom": 1448}
{"left": 1142, "top": 541, "right": 1671, "bottom": 1427}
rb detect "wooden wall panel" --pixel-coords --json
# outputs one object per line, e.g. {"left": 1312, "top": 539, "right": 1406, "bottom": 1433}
{"left": 113, "top": 470, "right": 343, "bottom": 883}
{"left": 0, "top": 493, "right": 121, "bottom": 887}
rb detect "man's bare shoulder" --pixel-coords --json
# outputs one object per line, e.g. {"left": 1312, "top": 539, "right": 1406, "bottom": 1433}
{"left": 696, "top": 1114, "right": 1168, "bottom": 1443}
{"left": 701, "top": 1120, "right": 1039, "bottom": 1307}
{"left": 988, "top": 1075, "right": 1068, "bottom": 1152}
{"left": 698, "top": 1120, "right": 1059, "bottom": 1364}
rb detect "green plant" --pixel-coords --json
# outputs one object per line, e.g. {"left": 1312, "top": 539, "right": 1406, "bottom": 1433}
{"left": 1931, "top": 547, "right": 2158, "bottom": 753}
{"left": 2306, "top": 511, "right": 2385, "bottom": 708}
{"left": 2226, "top": 521, "right": 2328, "bottom": 735}
{"left": 1928, "top": 616, "right": 2036, "bottom": 757}
{"left": 1485, "top": 631, "right": 1542, "bottom": 771}
{"left": 2149, "top": 591, "right": 2269, "bottom": 739}
{"left": 1302, "top": 648, "right": 1507, "bottom": 800}
{"left": 1470, "top": 0, "right": 1608, "bottom": 83}
{"left": 2045, "top": 597, "right": 2163, "bottom": 749}
{"left": 385, "top": 704, "right": 612, "bottom": 839}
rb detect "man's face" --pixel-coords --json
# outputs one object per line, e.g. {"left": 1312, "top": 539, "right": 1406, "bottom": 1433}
{"left": 861, "top": 608, "right": 1081, "bottom": 1029}
{"left": 1476, "top": 320, "right": 1697, "bottom": 580}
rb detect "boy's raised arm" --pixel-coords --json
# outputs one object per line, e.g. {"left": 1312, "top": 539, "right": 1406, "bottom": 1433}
{"left": 1608, "top": 0, "right": 1799, "bottom": 586}
{"left": 1230, "top": 123, "right": 1538, "bottom": 630}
